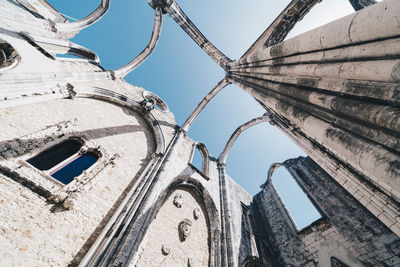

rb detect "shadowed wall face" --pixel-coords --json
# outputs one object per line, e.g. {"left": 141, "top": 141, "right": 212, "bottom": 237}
{"left": 251, "top": 157, "right": 400, "bottom": 266}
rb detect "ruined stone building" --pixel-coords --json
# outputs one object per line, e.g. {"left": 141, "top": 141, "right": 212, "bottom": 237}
{"left": 0, "top": 0, "right": 399, "bottom": 266}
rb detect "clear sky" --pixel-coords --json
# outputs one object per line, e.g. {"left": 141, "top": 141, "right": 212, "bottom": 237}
{"left": 48, "top": 0, "right": 358, "bottom": 229}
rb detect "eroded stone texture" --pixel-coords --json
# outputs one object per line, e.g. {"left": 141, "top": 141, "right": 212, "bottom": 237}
{"left": 251, "top": 157, "right": 400, "bottom": 266}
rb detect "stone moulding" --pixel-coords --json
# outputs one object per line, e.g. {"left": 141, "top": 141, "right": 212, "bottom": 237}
{"left": 0, "top": 118, "right": 119, "bottom": 209}
{"left": 0, "top": 38, "right": 21, "bottom": 72}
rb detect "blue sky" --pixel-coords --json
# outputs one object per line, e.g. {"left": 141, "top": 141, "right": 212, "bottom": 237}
{"left": 48, "top": 0, "right": 357, "bottom": 229}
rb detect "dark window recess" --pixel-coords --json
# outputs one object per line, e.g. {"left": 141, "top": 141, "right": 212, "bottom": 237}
{"left": 27, "top": 139, "right": 82, "bottom": 170}
{"left": 51, "top": 152, "right": 99, "bottom": 184}
{"left": 331, "top": 257, "right": 349, "bottom": 267}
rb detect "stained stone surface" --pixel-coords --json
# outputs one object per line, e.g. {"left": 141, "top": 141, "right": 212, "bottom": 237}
{"left": 0, "top": 0, "right": 399, "bottom": 266}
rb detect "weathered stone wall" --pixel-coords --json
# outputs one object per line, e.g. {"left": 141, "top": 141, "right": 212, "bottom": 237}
{"left": 0, "top": 97, "right": 158, "bottom": 266}
{"left": 252, "top": 157, "right": 400, "bottom": 266}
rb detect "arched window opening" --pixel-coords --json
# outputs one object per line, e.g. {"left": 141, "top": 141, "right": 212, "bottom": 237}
{"left": 271, "top": 167, "right": 321, "bottom": 230}
{"left": 189, "top": 143, "right": 209, "bottom": 176}
{"left": 27, "top": 139, "right": 83, "bottom": 171}
{"left": 192, "top": 147, "right": 204, "bottom": 170}
{"left": 27, "top": 139, "right": 100, "bottom": 184}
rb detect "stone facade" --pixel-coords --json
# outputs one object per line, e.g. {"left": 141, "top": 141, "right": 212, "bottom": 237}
{"left": 0, "top": 0, "right": 399, "bottom": 267}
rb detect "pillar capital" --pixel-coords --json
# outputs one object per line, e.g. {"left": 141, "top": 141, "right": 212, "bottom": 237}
{"left": 148, "top": 0, "right": 173, "bottom": 11}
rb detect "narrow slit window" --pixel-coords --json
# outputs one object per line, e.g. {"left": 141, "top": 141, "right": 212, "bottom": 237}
{"left": 272, "top": 167, "right": 321, "bottom": 230}
{"left": 27, "top": 139, "right": 82, "bottom": 170}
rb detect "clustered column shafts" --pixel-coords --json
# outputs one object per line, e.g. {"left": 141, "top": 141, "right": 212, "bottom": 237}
{"left": 228, "top": 0, "right": 400, "bottom": 235}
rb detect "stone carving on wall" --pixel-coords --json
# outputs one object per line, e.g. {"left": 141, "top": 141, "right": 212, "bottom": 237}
{"left": 331, "top": 257, "right": 349, "bottom": 267}
{"left": 178, "top": 219, "right": 193, "bottom": 241}
{"left": 173, "top": 193, "right": 184, "bottom": 208}
{"left": 0, "top": 119, "right": 119, "bottom": 209}
{"left": 161, "top": 245, "right": 170, "bottom": 255}
{"left": 193, "top": 207, "right": 201, "bottom": 220}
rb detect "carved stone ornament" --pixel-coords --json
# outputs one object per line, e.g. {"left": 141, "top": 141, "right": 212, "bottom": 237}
{"left": 187, "top": 258, "right": 194, "bottom": 267}
{"left": 178, "top": 219, "right": 192, "bottom": 242}
{"left": 193, "top": 207, "right": 201, "bottom": 220}
{"left": 0, "top": 119, "right": 119, "bottom": 209}
{"left": 173, "top": 193, "right": 184, "bottom": 208}
{"left": 161, "top": 245, "right": 170, "bottom": 255}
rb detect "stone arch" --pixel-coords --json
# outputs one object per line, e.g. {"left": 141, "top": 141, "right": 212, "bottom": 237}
{"left": 54, "top": 0, "right": 111, "bottom": 33}
{"left": 0, "top": 38, "right": 20, "bottom": 71}
{"left": 131, "top": 176, "right": 220, "bottom": 266}
{"left": 0, "top": 84, "right": 166, "bottom": 154}
{"left": 218, "top": 114, "right": 271, "bottom": 165}
{"left": 73, "top": 86, "right": 166, "bottom": 154}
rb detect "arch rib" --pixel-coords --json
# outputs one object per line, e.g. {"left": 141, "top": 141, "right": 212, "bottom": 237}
{"left": 181, "top": 78, "right": 231, "bottom": 132}
{"left": 260, "top": 162, "right": 284, "bottom": 189}
{"left": 114, "top": 8, "right": 164, "bottom": 78}
{"left": 161, "top": 1, "right": 233, "bottom": 69}
{"left": 218, "top": 114, "right": 271, "bottom": 165}
{"left": 55, "top": 0, "right": 110, "bottom": 33}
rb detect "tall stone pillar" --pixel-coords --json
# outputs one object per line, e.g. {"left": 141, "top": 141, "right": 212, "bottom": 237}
{"left": 229, "top": 0, "right": 400, "bottom": 235}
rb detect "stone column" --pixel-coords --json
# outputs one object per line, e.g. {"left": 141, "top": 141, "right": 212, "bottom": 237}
{"left": 229, "top": 0, "right": 400, "bottom": 235}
